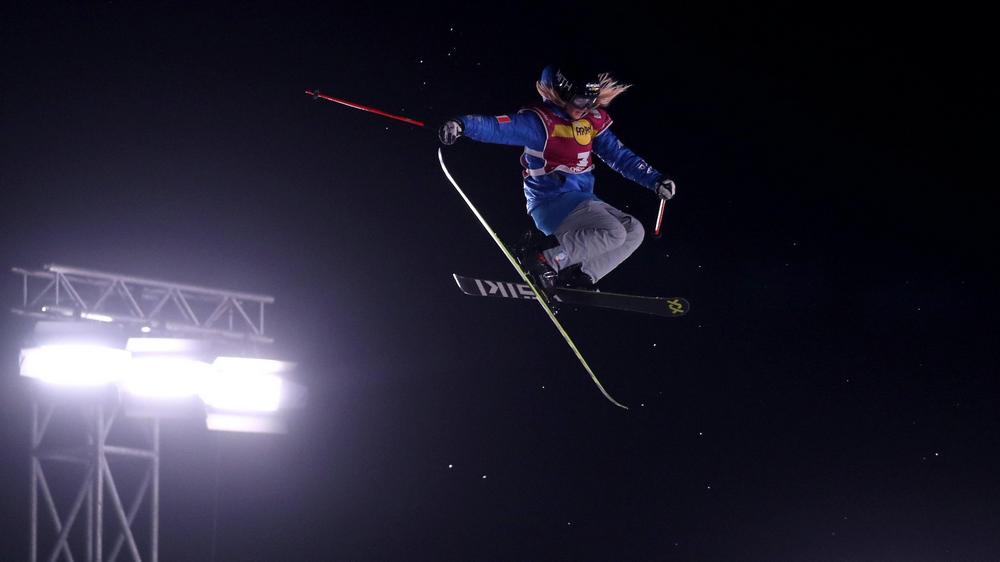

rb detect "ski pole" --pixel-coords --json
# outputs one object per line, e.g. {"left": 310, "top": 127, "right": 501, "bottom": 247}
{"left": 305, "top": 90, "right": 426, "bottom": 128}
{"left": 652, "top": 198, "right": 667, "bottom": 239}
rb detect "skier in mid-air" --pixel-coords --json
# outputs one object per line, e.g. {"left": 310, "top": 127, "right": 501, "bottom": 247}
{"left": 438, "top": 63, "right": 676, "bottom": 293}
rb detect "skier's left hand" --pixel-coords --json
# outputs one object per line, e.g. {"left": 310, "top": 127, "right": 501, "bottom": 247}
{"left": 438, "top": 119, "right": 464, "bottom": 145}
{"left": 654, "top": 178, "right": 676, "bottom": 200}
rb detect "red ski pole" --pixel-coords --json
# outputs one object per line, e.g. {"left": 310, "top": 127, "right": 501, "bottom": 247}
{"left": 652, "top": 197, "right": 667, "bottom": 239}
{"left": 305, "top": 89, "right": 426, "bottom": 128}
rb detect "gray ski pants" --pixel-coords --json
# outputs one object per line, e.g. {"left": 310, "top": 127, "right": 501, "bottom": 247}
{"left": 541, "top": 199, "right": 645, "bottom": 282}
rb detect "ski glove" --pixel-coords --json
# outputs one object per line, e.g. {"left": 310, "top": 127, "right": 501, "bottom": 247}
{"left": 654, "top": 178, "right": 677, "bottom": 200}
{"left": 438, "top": 119, "right": 464, "bottom": 145}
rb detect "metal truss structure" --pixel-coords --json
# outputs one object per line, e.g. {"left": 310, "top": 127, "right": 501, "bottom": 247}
{"left": 14, "top": 264, "right": 279, "bottom": 561}
{"left": 12, "top": 264, "right": 274, "bottom": 344}
{"left": 30, "top": 400, "right": 159, "bottom": 562}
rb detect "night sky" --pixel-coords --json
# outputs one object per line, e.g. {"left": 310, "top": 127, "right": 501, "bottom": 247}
{"left": 1, "top": 4, "right": 997, "bottom": 561}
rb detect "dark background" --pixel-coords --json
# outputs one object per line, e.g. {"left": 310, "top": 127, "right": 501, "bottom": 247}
{"left": 1, "top": 3, "right": 996, "bottom": 561}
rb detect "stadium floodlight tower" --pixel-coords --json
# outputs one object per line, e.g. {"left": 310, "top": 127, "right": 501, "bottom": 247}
{"left": 12, "top": 264, "right": 302, "bottom": 562}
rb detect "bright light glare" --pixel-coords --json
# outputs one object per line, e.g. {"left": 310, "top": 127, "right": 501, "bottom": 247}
{"left": 124, "top": 357, "right": 211, "bottom": 398}
{"left": 20, "top": 345, "right": 131, "bottom": 386}
{"left": 19, "top": 343, "right": 293, "bottom": 418}
{"left": 201, "top": 356, "right": 291, "bottom": 413}
{"left": 81, "top": 312, "right": 114, "bottom": 323}
{"left": 206, "top": 412, "right": 285, "bottom": 434}
{"left": 41, "top": 306, "right": 74, "bottom": 317}
{"left": 126, "top": 338, "right": 204, "bottom": 354}
{"left": 212, "top": 356, "right": 293, "bottom": 374}
{"left": 200, "top": 371, "right": 283, "bottom": 412}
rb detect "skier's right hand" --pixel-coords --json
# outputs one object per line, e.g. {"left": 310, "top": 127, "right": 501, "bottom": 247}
{"left": 654, "top": 178, "right": 676, "bottom": 200}
{"left": 438, "top": 119, "right": 464, "bottom": 145}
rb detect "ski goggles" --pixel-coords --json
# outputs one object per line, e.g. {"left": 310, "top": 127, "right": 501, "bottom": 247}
{"left": 569, "top": 95, "right": 599, "bottom": 110}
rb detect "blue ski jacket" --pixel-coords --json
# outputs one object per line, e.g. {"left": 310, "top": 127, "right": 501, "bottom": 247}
{"left": 459, "top": 101, "right": 665, "bottom": 234}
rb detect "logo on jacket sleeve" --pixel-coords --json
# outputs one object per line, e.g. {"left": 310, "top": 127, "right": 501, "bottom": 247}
{"left": 496, "top": 115, "right": 511, "bottom": 124}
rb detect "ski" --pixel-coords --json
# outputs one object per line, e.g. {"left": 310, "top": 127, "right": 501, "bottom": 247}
{"left": 453, "top": 274, "right": 690, "bottom": 318}
{"left": 438, "top": 148, "right": 628, "bottom": 409}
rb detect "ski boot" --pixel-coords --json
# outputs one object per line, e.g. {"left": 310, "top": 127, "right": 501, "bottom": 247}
{"left": 513, "top": 231, "right": 559, "bottom": 301}
{"left": 555, "top": 264, "right": 596, "bottom": 290}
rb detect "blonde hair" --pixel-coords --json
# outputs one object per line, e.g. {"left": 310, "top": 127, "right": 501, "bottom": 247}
{"left": 535, "top": 73, "right": 632, "bottom": 108}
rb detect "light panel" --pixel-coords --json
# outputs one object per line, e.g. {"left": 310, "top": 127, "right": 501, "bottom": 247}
{"left": 212, "top": 356, "right": 294, "bottom": 374}
{"left": 205, "top": 412, "right": 285, "bottom": 434}
{"left": 200, "top": 371, "right": 283, "bottom": 413}
{"left": 20, "top": 339, "right": 298, "bottom": 432}
{"left": 20, "top": 345, "right": 131, "bottom": 386}
{"left": 80, "top": 312, "right": 114, "bottom": 323}
{"left": 126, "top": 337, "right": 207, "bottom": 354}
{"left": 123, "top": 356, "right": 211, "bottom": 398}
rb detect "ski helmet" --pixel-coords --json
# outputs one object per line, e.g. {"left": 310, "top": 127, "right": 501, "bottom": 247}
{"left": 540, "top": 63, "right": 602, "bottom": 109}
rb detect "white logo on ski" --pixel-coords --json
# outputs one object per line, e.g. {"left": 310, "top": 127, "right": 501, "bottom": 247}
{"left": 473, "top": 278, "right": 561, "bottom": 301}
